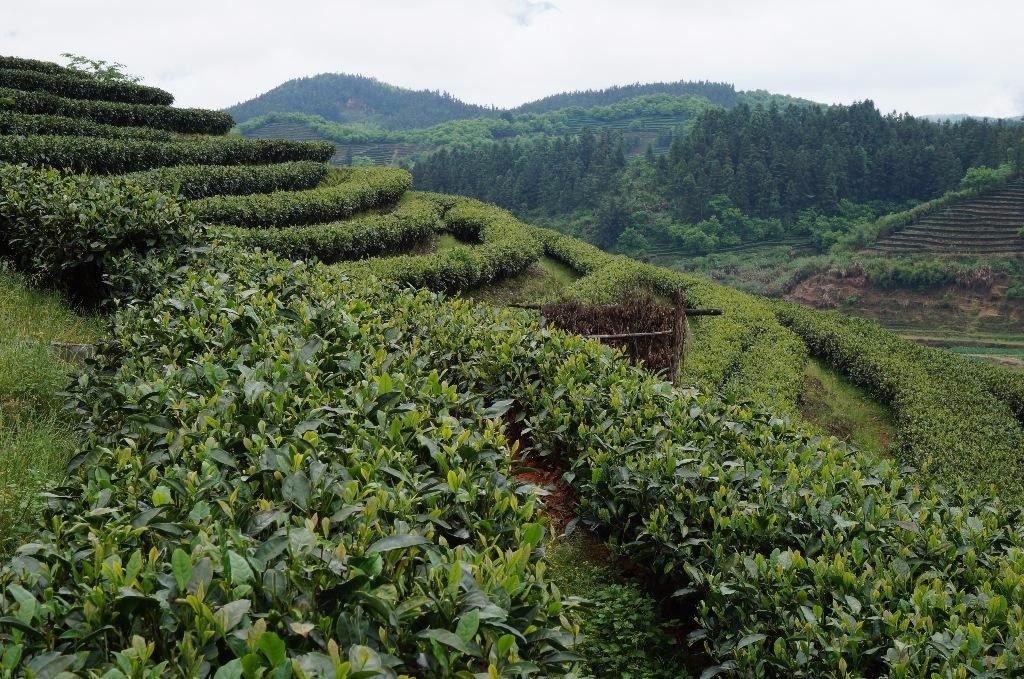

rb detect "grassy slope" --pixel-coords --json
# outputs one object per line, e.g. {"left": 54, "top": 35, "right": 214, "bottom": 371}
{"left": 798, "top": 357, "right": 896, "bottom": 456}
{"left": 0, "top": 265, "right": 102, "bottom": 555}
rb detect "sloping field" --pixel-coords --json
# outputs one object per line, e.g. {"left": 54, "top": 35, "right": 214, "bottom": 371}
{"left": 873, "top": 178, "right": 1024, "bottom": 254}
{"left": 6, "top": 54, "right": 1024, "bottom": 676}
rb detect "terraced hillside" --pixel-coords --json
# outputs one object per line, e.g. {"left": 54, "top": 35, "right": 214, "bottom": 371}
{"left": 872, "top": 178, "right": 1024, "bottom": 254}
{"left": 6, "top": 54, "right": 1024, "bottom": 676}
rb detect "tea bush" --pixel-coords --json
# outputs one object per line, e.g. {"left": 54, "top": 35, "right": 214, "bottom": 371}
{"left": 411, "top": 290, "right": 1024, "bottom": 676}
{"left": 230, "top": 193, "right": 441, "bottom": 263}
{"left": 0, "top": 55, "right": 83, "bottom": 78}
{"left": 0, "top": 164, "right": 197, "bottom": 302}
{"left": 0, "top": 67, "right": 174, "bottom": 106}
{"left": 0, "top": 134, "right": 335, "bottom": 174}
{"left": 193, "top": 167, "right": 411, "bottom": 228}
{"left": 775, "top": 301, "right": 1024, "bottom": 501}
{"left": 0, "top": 250, "right": 575, "bottom": 676}
{"left": 529, "top": 226, "right": 809, "bottom": 415}
{"left": 125, "top": 161, "right": 331, "bottom": 199}
{"left": 0, "top": 86, "right": 232, "bottom": 134}
{"left": 345, "top": 195, "right": 544, "bottom": 292}
{"left": 0, "top": 110, "right": 178, "bottom": 140}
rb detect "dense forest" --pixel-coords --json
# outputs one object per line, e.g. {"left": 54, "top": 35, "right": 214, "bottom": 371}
{"left": 413, "top": 101, "right": 1024, "bottom": 249}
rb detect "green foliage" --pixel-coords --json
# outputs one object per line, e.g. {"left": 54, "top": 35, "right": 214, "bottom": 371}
{"left": 546, "top": 536, "right": 689, "bottom": 678}
{"left": 230, "top": 193, "right": 441, "bottom": 263}
{"left": 346, "top": 195, "right": 544, "bottom": 292}
{"left": 0, "top": 250, "right": 574, "bottom": 675}
{"left": 839, "top": 164, "right": 1018, "bottom": 250}
{"left": 192, "top": 166, "right": 411, "bottom": 228}
{"left": 0, "top": 110, "right": 178, "bottom": 140}
{"left": 528, "top": 226, "right": 809, "bottom": 415}
{"left": 408, "top": 291, "right": 1024, "bottom": 676}
{"left": 227, "top": 72, "right": 496, "bottom": 128}
{"left": 0, "top": 134, "right": 335, "bottom": 174}
{"left": 775, "top": 301, "right": 1024, "bottom": 500}
{"left": 0, "top": 67, "right": 173, "bottom": 106}
{"left": 124, "top": 161, "right": 330, "bottom": 199}
{"left": 0, "top": 265, "right": 101, "bottom": 556}
{"left": 0, "top": 55, "right": 83, "bottom": 78}
{"left": 61, "top": 52, "right": 141, "bottom": 83}
{"left": 0, "top": 164, "right": 197, "bottom": 302}
{"left": 0, "top": 85, "right": 232, "bottom": 134}
{"left": 960, "top": 162, "right": 1015, "bottom": 190}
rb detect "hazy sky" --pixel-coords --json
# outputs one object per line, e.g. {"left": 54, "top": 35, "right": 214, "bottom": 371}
{"left": 3, "top": 0, "right": 1022, "bottom": 117}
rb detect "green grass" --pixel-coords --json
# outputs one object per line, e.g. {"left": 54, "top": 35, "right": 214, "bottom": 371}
{"left": 797, "top": 357, "right": 896, "bottom": 456}
{"left": 464, "top": 255, "right": 581, "bottom": 305}
{"left": 546, "top": 532, "right": 693, "bottom": 679}
{"left": 0, "top": 264, "right": 102, "bottom": 555}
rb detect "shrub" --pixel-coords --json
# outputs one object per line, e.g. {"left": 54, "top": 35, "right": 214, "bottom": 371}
{"left": 411, "top": 290, "right": 1024, "bottom": 676}
{"left": 193, "top": 166, "right": 411, "bottom": 228}
{"left": 230, "top": 193, "right": 441, "bottom": 262}
{"left": 346, "top": 195, "right": 544, "bottom": 292}
{"left": 0, "top": 164, "right": 197, "bottom": 302}
{"left": 0, "top": 67, "right": 173, "bottom": 106}
{"left": 124, "top": 161, "right": 330, "bottom": 199}
{"left": 774, "top": 301, "right": 1024, "bottom": 500}
{"left": 0, "top": 250, "right": 574, "bottom": 675}
{"left": 0, "top": 134, "right": 335, "bottom": 174}
{"left": 529, "top": 225, "right": 809, "bottom": 415}
{"left": 0, "top": 55, "right": 82, "bottom": 78}
{"left": 0, "top": 110, "right": 177, "bottom": 140}
{"left": 0, "top": 85, "right": 232, "bottom": 134}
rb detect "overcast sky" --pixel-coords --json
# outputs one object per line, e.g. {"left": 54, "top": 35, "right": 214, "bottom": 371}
{"left": 3, "top": 0, "right": 1022, "bottom": 117}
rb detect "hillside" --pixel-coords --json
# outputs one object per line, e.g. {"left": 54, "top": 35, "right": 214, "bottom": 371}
{"left": 233, "top": 93, "right": 720, "bottom": 166}
{"left": 4, "top": 53, "right": 1024, "bottom": 676}
{"left": 415, "top": 100, "right": 1024, "bottom": 249}
{"left": 870, "top": 177, "right": 1024, "bottom": 255}
{"left": 229, "top": 75, "right": 817, "bottom": 167}
{"left": 225, "top": 72, "right": 496, "bottom": 129}
{"left": 226, "top": 74, "right": 745, "bottom": 127}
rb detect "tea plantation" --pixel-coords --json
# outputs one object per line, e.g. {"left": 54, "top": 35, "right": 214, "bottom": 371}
{"left": 2, "top": 53, "right": 1024, "bottom": 677}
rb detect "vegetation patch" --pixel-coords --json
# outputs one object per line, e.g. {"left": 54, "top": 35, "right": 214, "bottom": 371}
{"left": 0, "top": 265, "right": 101, "bottom": 557}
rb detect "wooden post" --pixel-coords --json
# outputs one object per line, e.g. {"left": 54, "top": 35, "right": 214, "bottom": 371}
{"left": 670, "top": 290, "right": 685, "bottom": 386}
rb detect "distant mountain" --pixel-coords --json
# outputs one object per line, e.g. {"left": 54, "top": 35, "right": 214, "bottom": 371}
{"left": 922, "top": 113, "right": 1023, "bottom": 124}
{"left": 514, "top": 80, "right": 739, "bottom": 112}
{"left": 226, "top": 73, "right": 497, "bottom": 130}
{"left": 226, "top": 73, "right": 804, "bottom": 130}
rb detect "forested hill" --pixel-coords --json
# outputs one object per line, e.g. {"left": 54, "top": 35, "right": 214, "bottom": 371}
{"left": 225, "top": 73, "right": 497, "bottom": 129}
{"left": 226, "top": 73, "right": 805, "bottom": 129}
{"left": 514, "top": 80, "right": 739, "bottom": 112}
{"left": 414, "top": 100, "right": 1024, "bottom": 249}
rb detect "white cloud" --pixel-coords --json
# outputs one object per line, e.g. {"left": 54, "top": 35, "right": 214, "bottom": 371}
{"left": 0, "top": 0, "right": 1021, "bottom": 117}
{"left": 506, "top": 0, "right": 558, "bottom": 26}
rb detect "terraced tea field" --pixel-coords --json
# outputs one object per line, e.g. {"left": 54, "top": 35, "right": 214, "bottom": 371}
{"left": 872, "top": 178, "right": 1024, "bottom": 255}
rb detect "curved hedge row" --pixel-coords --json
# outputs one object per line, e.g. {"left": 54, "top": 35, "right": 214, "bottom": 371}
{"left": 0, "top": 134, "right": 335, "bottom": 174}
{"left": 529, "top": 225, "right": 808, "bottom": 415}
{"left": 0, "top": 55, "right": 82, "bottom": 78}
{"left": 0, "top": 110, "right": 177, "bottom": 140}
{"left": 0, "top": 251, "right": 574, "bottom": 676}
{"left": 0, "top": 67, "right": 174, "bottom": 106}
{"left": 775, "top": 301, "right": 1024, "bottom": 501}
{"left": 0, "top": 86, "right": 232, "bottom": 134}
{"left": 124, "top": 161, "right": 330, "bottom": 199}
{"left": 344, "top": 195, "right": 544, "bottom": 292}
{"left": 229, "top": 193, "right": 441, "bottom": 262}
{"left": 418, "top": 287, "right": 1024, "bottom": 676}
{"left": 192, "top": 166, "right": 411, "bottom": 228}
